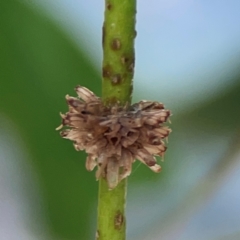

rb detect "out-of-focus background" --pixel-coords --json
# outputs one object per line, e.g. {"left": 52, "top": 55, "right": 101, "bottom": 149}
{"left": 1, "top": 0, "right": 240, "bottom": 239}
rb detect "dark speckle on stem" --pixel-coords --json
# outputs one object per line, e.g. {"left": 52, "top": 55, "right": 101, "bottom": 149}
{"left": 106, "top": 2, "right": 112, "bottom": 10}
{"left": 121, "top": 56, "right": 129, "bottom": 64}
{"left": 111, "top": 38, "right": 121, "bottom": 50}
{"left": 114, "top": 211, "right": 124, "bottom": 230}
{"left": 102, "top": 65, "right": 112, "bottom": 78}
{"left": 128, "top": 58, "right": 135, "bottom": 72}
{"left": 111, "top": 74, "right": 122, "bottom": 85}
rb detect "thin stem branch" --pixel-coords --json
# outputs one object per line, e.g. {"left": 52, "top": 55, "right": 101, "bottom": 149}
{"left": 97, "top": 0, "right": 137, "bottom": 239}
{"left": 97, "top": 179, "right": 127, "bottom": 240}
{"left": 102, "top": 0, "right": 136, "bottom": 105}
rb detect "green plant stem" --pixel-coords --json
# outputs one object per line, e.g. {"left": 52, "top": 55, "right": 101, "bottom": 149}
{"left": 98, "top": 0, "right": 136, "bottom": 240}
{"left": 97, "top": 179, "right": 127, "bottom": 240}
{"left": 102, "top": 0, "right": 136, "bottom": 105}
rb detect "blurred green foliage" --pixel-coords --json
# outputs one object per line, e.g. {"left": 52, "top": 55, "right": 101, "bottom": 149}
{"left": 1, "top": 1, "right": 240, "bottom": 240}
{"left": 0, "top": 0, "right": 101, "bottom": 239}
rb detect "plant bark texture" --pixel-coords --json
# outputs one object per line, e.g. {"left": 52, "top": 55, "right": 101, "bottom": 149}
{"left": 98, "top": 0, "right": 137, "bottom": 240}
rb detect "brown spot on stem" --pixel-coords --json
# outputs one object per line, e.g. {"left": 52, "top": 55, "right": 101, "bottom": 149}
{"left": 111, "top": 74, "right": 122, "bottom": 85}
{"left": 121, "top": 56, "right": 129, "bottom": 64}
{"left": 111, "top": 38, "right": 121, "bottom": 50}
{"left": 128, "top": 58, "right": 135, "bottom": 72}
{"left": 114, "top": 211, "right": 124, "bottom": 230}
{"left": 102, "top": 65, "right": 112, "bottom": 78}
{"left": 106, "top": 2, "right": 112, "bottom": 10}
{"left": 121, "top": 55, "right": 135, "bottom": 72}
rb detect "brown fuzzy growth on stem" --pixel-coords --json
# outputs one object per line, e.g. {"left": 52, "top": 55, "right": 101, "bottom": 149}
{"left": 57, "top": 86, "right": 171, "bottom": 189}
